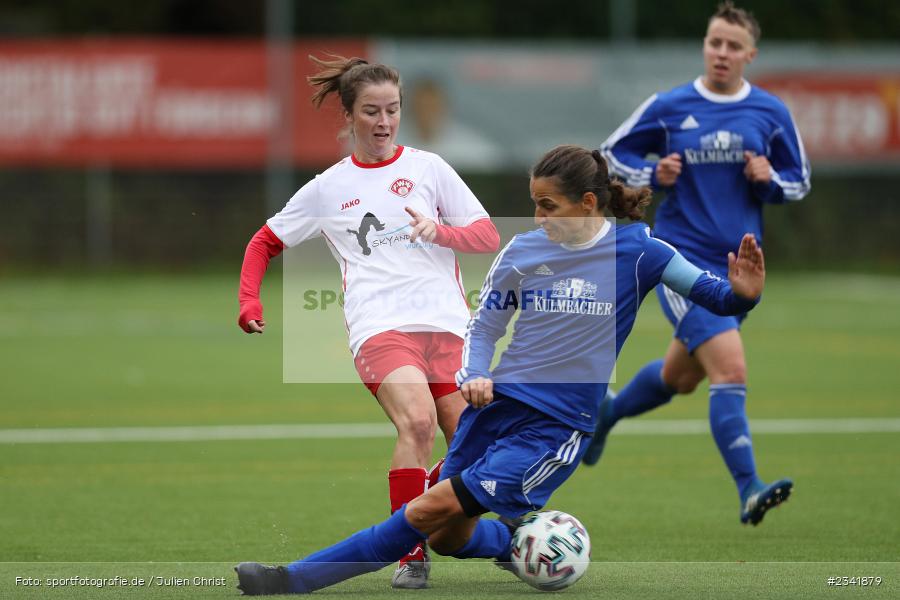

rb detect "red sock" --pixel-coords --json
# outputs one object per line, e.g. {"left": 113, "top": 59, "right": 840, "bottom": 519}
{"left": 389, "top": 468, "right": 428, "bottom": 564}
{"left": 426, "top": 458, "right": 445, "bottom": 491}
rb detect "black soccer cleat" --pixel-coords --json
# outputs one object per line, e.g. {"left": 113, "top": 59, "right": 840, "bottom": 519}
{"left": 740, "top": 478, "right": 794, "bottom": 526}
{"left": 234, "top": 562, "right": 291, "bottom": 596}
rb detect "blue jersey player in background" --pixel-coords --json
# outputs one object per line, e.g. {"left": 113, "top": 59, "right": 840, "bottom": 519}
{"left": 587, "top": 2, "right": 809, "bottom": 526}
{"left": 234, "top": 144, "right": 768, "bottom": 595}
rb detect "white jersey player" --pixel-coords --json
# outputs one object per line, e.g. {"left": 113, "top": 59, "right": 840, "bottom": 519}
{"left": 266, "top": 145, "right": 490, "bottom": 355}
{"left": 237, "top": 55, "right": 499, "bottom": 590}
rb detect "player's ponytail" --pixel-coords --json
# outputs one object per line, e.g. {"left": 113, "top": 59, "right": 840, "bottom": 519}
{"left": 590, "top": 149, "right": 650, "bottom": 220}
{"left": 531, "top": 145, "right": 650, "bottom": 221}
{"left": 308, "top": 54, "right": 402, "bottom": 112}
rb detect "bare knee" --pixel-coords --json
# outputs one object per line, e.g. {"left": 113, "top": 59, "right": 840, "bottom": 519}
{"left": 397, "top": 413, "right": 437, "bottom": 449}
{"left": 694, "top": 330, "right": 747, "bottom": 385}
{"left": 405, "top": 488, "right": 462, "bottom": 539}
{"left": 662, "top": 363, "right": 705, "bottom": 394}
{"left": 708, "top": 362, "right": 746, "bottom": 384}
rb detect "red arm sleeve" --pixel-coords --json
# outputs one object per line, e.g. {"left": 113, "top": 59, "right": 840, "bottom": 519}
{"left": 431, "top": 218, "right": 500, "bottom": 254}
{"left": 238, "top": 224, "right": 285, "bottom": 332}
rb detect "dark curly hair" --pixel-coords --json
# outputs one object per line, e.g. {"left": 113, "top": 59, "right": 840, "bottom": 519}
{"left": 530, "top": 145, "right": 651, "bottom": 221}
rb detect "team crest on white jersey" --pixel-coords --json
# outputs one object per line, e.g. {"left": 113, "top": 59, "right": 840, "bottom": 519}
{"left": 390, "top": 178, "right": 415, "bottom": 197}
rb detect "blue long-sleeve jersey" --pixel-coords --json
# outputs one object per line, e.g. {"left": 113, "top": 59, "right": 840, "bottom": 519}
{"left": 457, "top": 222, "right": 758, "bottom": 432}
{"left": 601, "top": 77, "right": 811, "bottom": 274}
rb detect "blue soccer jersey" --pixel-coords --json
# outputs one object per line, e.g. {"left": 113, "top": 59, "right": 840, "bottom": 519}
{"left": 601, "top": 77, "right": 811, "bottom": 274}
{"left": 457, "top": 221, "right": 757, "bottom": 432}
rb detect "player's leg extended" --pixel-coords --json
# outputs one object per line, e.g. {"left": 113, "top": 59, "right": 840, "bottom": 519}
{"left": 234, "top": 482, "right": 467, "bottom": 595}
{"left": 416, "top": 479, "right": 512, "bottom": 561}
{"left": 694, "top": 329, "right": 792, "bottom": 525}
{"left": 234, "top": 479, "right": 514, "bottom": 595}
{"left": 377, "top": 366, "right": 438, "bottom": 587}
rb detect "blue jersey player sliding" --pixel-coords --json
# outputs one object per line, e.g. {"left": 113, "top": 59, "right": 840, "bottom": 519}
{"left": 587, "top": 1, "right": 807, "bottom": 526}
{"left": 234, "top": 145, "right": 768, "bottom": 595}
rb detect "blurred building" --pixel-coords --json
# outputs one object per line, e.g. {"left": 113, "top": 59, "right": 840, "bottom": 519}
{"left": 0, "top": 37, "right": 898, "bottom": 269}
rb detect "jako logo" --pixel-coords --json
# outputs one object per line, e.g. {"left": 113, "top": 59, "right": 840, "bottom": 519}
{"left": 390, "top": 178, "right": 415, "bottom": 197}
{"left": 340, "top": 198, "right": 360, "bottom": 211}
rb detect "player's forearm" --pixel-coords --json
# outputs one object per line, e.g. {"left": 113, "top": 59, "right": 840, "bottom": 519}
{"left": 432, "top": 218, "right": 500, "bottom": 253}
{"left": 456, "top": 338, "right": 495, "bottom": 385}
{"left": 687, "top": 275, "right": 759, "bottom": 316}
{"left": 764, "top": 168, "right": 811, "bottom": 203}
{"left": 239, "top": 225, "right": 284, "bottom": 300}
{"left": 752, "top": 178, "right": 786, "bottom": 204}
{"left": 660, "top": 252, "right": 757, "bottom": 316}
{"left": 238, "top": 226, "right": 285, "bottom": 329}
{"left": 457, "top": 309, "right": 510, "bottom": 383}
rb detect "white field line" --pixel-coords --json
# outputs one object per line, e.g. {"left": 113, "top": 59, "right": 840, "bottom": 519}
{"left": 0, "top": 419, "right": 898, "bottom": 445}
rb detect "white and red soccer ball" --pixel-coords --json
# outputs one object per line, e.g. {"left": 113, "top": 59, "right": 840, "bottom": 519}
{"left": 510, "top": 510, "right": 591, "bottom": 591}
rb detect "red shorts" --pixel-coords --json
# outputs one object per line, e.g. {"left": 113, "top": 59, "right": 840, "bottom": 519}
{"left": 354, "top": 330, "right": 463, "bottom": 399}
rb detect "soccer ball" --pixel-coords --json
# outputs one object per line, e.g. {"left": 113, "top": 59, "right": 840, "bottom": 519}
{"left": 509, "top": 510, "right": 591, "bottom": 591}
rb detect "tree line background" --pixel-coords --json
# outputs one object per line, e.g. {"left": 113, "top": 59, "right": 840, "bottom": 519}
{"left": 1, "top": 0, "right": 897, "bottom": 41}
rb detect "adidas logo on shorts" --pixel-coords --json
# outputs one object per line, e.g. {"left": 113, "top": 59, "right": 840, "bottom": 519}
{"left": 480, "top": 480, "right": 497, "bottom": 496}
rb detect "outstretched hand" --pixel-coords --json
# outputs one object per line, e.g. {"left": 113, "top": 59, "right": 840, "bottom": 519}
{"left": 727, "top": 233, "right": 766, "bottom": 300}
{"left": 405, "top": 207, "right": 437, "bottom": 243}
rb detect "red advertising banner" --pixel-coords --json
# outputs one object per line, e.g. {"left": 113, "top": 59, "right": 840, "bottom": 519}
{"left": 0, "top": 38, "right": 368, "bottom": 167}
{"left": 755, "top": 73, "right": 900, "bottom": 164}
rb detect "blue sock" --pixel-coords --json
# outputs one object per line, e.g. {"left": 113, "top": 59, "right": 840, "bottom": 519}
{"left": 452, "top": 519, "right": 512, "bottom": 561}
{"left": 284, "top": 506, "right": 425, "bottom": 593}
{"left": 709, "top": 384, "right": 759, "bottom": 498}
{"left": 608, "top": 359, "right": 676, "bottom": 425}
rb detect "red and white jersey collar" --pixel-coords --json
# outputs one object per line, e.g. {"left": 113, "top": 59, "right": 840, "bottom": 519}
{"left": 351, "top": 146, "right": 405, "bottom": 169}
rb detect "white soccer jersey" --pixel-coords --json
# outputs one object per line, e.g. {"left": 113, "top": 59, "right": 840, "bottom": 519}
{"left": 267, "top": 146, "right": 489, "bottom": 355}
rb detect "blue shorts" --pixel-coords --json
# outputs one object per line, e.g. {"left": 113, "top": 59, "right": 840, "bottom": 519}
{"left": 439, "top": 393, "right": 589, "bottom": 519}
{"left": 656, "top": 284, "right": 747, "bottom": 354}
